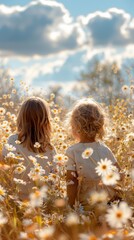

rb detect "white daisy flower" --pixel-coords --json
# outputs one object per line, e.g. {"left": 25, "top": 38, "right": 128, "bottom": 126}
{"left": 6, "top": 152, "right": 16, "bottom": 158}
{"left": 29, "top": 186, "right": 47, "bottom": 208}
{"left": 66, "top": 213, "right": 79, "bottom": 226}
{"left": 82, "top": 148, "right": 93, "bottom": 159}
{"left": 106, "top": 202, "right": 132, "bottom": 228}
{"left": 0, "top": 107, "right": 6, "bottom": 115}
{"left": 102, "top": 171, "right": 120, "bottom": 185}
{"left": 0, "top": 185, "right": 6, "bottom": 201}
{"left": 19, "top": 232, "right": 28, "bottom": 239}
{"left": 14, "top": 165, "right": 26, "bottom": 174}
{"left": 34, "top": 142, "right": 41, "bottom": 148}
{"left": 13, "top": 178, "right": 26, "bottom": 185}
{"left": 15, "top": 140, "right": 21, "bottom": 144}
{"left": 28, "top": 156, "right": 37, "bottom": 164}
{"left": 95, "top": 158, "right": 113, "bottom": 176}
{"left": 89, "top": 190, "right": 108, "bottom": 205}
{"left": 35, "top": 226, "right": 55, "bottom": 239}
{"left": 5, "top": 143, "right": 16, "bottom": 151}
{"left": 22, "top": 219, "right": 33, "bottom": 226}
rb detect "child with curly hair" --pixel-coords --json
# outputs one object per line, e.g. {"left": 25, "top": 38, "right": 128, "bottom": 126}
{"left": 66, "top": 98, "right": 120, "bottom": 209}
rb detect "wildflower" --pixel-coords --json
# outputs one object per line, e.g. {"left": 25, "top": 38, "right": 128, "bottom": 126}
{"left": 6, "top": 152, "right": 16, "bottom": 158}
{"left": 28, "top": 166, "right": 45, "bottom": 180}
{"left": 36, "top": 226, "right": 55, "bottom": 239}
{"left": 106, "top": 202, "right": 132, "bottom": 228}
{"left": 29, "top": 186, "right": 47, "bottom": 208}
{"left": 34, "top": 142, "right": 41, "bottom": 148}
{"left": 28, "top": 156, "right": 37, "bottom": 164}
{"left": 95, "top": 158, "right": 113, "bottom": 176}
{"left": 66, "top": 213, "right": 79, "bottom": 226}
{"left": 14, "top": 165, "right": 26, "bottom": 174}
{"left": 102, "top": 171, "right": 120, "bottom": 185}
{"left": 22, "top": 219, "right": 33, "bottom": 226}
{"left": 54, "top": 154, "right": 65, "bottom": 163}
{"left": 12, "top": 89, "right": 17, "bottom": 94}
{"left": 15, "top": 140, "right": 21, "bottom": 144}
{"left": 82, "top": 148, "right": 93, "bottom": 159}
{"left": 19, "top": 232, "right": 28, "bottom": 239}
{"left": 0, "top": 185, "right": 6, "bottom": 201}
{"left": 89, "top": 190, "right": 108, "bottom": 205}
{"left": 13, "top": 178, "right": 26, "bottom": 185}
{"left": 122, "top": 85, "right": 129, "bottom": 92}
{"left": 36, "top": 154, "right": 48, "bottom": 159}
{"left": 0, "top": 212, "right": 8, "bottom": 225}
{"left": 5, "top": 143, "right": 16, "bottom": 151}
{"left": 0, "top": 107, "right": 6, "bottom": 115}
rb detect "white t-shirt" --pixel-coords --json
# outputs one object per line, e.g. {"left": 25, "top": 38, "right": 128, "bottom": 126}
{"left": 2, "top": 134, "right": 56, "bottom": 199}
{"left": 66, "top": 141, "right": 117, "bottom": 206}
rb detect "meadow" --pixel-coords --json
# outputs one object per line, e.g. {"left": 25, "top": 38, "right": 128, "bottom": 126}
{"left": 0, "top": 78, "right": 134, "bottom": 240}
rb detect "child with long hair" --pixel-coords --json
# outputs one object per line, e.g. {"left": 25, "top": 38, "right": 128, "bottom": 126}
{"left": 2, "top": 97, "right": 56, "bottom": 199}
{"left": 66, "top": 98, "right": 120, "bottom": 209}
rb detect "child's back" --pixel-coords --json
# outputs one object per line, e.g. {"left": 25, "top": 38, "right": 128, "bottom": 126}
{"left": 66, "top": 98, "right": 119, "bottom": 208}
{"left": 66, "top": 141, "right": 116, "bottom": 206}
{"left": 2, "top": 97, "right": 56, "bottom": 200}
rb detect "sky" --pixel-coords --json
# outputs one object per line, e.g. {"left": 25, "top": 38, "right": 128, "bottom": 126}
{"left": 0, "top": 0, "right": 134, "bottom": 90}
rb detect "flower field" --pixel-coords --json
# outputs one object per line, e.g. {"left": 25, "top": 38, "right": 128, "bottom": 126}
{"left": 0, "top": 79, "right": 134, "bottom": 240}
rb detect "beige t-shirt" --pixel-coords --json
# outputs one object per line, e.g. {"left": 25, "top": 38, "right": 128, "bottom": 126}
{"left": 66, "top": 141, "right": 117, "bottom": 206}
{"left": 2, "top": 134, "right": 56, "bottom": 199}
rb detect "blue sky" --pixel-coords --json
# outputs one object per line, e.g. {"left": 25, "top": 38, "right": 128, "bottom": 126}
{"left": 0, "top": 0, "right": 134, "bottom": 90}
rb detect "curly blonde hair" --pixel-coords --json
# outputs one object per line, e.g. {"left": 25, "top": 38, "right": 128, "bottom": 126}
{"left": 68, "top": 98, "right": 107, "bottom": 141}
{"left": 17, "top": 97, "right": 52, "bottom": 153}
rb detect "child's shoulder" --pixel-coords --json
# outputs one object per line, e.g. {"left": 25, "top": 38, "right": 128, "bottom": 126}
{"left": 66, "top": 143, "right": 83, "bottom": 156}
{"left": 7, "top": 133, "right": 18, "bottom": 144}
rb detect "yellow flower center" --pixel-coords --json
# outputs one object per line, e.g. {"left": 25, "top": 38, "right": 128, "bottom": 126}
{"left": 116, "top": 211, "right": 123, "bottom": 219}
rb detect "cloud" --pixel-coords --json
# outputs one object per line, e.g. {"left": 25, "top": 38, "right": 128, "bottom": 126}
{"left": 0, "top": 0, "right": 84, "bottom": 57}
{"left": 78, "top": 8, "right": 134, "bottom": 64}
{"left": 79, "top": 8, "right": 134, "bottom": 47}
{"left": 9, "top": 55, "right": 67, "bottom": 84}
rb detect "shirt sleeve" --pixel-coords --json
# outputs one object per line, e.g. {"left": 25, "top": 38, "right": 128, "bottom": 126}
{"left": 66, "top": 147, "right": 76, "bottom": 171}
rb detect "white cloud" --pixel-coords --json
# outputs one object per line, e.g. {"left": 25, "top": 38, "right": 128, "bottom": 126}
{"left": 0, "top": 0, "right": 84, "bottom": 58}
{"left": 9, "top": 55, "right": 67, "bottom": 84}
{"left": 78, "top": 8, "right": 134, "bottom": 64}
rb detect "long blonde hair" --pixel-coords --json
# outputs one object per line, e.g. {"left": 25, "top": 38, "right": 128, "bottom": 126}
{"left": 17, "top": 97, "right": 52, "bottom": 153}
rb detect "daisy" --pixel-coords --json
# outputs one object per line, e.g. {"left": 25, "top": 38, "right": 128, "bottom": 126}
{"left": 0, "top": 185, "right": 6, "bottom": 201}
{"left": 0, "top": 107, "right": 6, "bottom": 115}
{"left": 89, "top": 190, "right": 108, "bottom": 205}
{"left": 14, "top": 165, "right": 26, "bottom": 174}
{"left": 102, "top": 171, "right": 120, "bottom": 185}
{"left": 95, "top": 158, "right": 113, "bottom": 176}
{"left": 6, "top": 152, "right": 16, "bottom": 158}
{"left": 19, "top": 232, "right": 28, "bottom": 239}
{"left": 66, "top": 213, "right": 79, "bottom": 226}
{"left": 35, "top": 226, "right": 55, "bottom": 239}
{"left": 34, "top": 142, "right": 41, "bottom": 148}
{"left": 106, "top": 202, "right": 132, "bottom": 228}
{"left": 5, "top": 143, "right": 16, "bottom": 151}
{"left": 28, "top": 155, "right": 37, "bottom": 164}
{"left": 13, "top": 178, "right": 26, "bottom": 185}
{"left": 82, "top": 148, "right": 93, "bottom": 159}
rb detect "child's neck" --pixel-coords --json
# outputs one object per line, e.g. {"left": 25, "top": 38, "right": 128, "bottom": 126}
{"left": 79, "top": 137, "right": 96, "bottom": 143}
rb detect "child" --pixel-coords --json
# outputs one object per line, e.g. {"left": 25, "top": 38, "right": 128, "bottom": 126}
{"left": 2, "top": 97, "right": 56, "bottom": 199}
{"left": 66, "top": 98, "right": 120, "bottom": 209}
